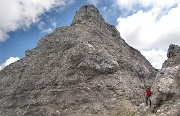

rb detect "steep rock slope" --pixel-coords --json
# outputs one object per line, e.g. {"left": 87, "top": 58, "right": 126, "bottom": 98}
{"left": 0, "top": 5, "right": 157, "bottom": 116}
{"left": 151, "top": 44, "right": 180, "bottom": 116}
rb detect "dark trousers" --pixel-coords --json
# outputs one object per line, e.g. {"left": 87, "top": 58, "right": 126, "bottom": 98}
{"left": 146, "top": 96, "right": 151, "bottom": 106}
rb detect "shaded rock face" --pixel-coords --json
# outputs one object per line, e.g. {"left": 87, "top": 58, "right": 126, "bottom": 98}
{"left": 151, "top": 44, "right": 180, "bottom": 116}
{"left": 164, "top": 44, "right": 180, "bottom": 68}
{"left": 0, "top": 5, "right": 157, "bottom": 116}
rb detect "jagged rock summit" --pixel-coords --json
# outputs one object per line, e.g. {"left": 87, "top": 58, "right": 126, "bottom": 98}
{"left": 0, "top": 5, "right": 157, "bottom": 116}
{"left": 150, "top": 44, "right": 180, "bottom": 116}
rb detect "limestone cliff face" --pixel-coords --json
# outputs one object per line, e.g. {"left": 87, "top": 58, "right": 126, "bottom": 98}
{"left": 151, "top": 44, "right": 180, "bottom": 116}
{"left": 0, "top": 5, "right": 157, "bottom": 116}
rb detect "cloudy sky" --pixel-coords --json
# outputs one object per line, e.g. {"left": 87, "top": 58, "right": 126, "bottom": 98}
{"left": 0, "top": 0, "right": 180, "bottom": 70}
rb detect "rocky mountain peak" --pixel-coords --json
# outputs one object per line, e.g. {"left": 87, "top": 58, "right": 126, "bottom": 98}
{"left": 167, "top": 44, "right": 180, "bottom": 58}
{"left": 150, "top": 44, "right": 180, "bottom": 116}
{"left": 71, "top": 5, "right": 105, "bottom": 27}
{"left": 0, "top": 5, "right": 158, "bottom": 116}
{"left": 163, "top": 44, "right": 180, "bottom": 68}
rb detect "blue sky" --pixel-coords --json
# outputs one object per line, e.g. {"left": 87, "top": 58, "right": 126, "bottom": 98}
{"left": 0, "top": 0, "right": 180, "bottom": 70}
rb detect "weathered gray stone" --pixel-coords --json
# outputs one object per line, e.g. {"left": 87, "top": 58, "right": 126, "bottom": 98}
{"left": 163, "top": 44, "right": 180, "bottom": 67}
{"left": 0, "top": 5, "right": 157, "bottom": 116}
{"left": 151, "top": 44, "right": 180, "bottom": 116}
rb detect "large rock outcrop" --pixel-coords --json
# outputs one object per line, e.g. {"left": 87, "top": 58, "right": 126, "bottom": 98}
{"left": 151, "top": 44, "right": 180, "bottom": 116}
{"left": 0, "top": 5, "right": 157, "bottom": 116}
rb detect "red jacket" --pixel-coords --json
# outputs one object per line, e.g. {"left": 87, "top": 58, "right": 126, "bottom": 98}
{"left": 146, "top": 89, "right": 152, "bottom": 96}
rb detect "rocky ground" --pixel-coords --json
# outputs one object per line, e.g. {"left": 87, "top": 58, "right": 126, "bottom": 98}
{"left": 0, "top": 5, "right": 179, "bottom": 116}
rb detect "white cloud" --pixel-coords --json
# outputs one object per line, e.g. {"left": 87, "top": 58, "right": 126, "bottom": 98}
{"left": 37, "top": 21, "right": 46, "bottom": 30}
{"left": 37, "top": 19, "right": 57, "bottom": 34}
{"left": 87, "top": 0, "right": 99, "bottom": 6}
{"left": 0, "top": 57, "right": 19, "bottom": 70}
{"left": 52, "top": 21, "right": 57, "bottom": 28}
{"left": 115, "top": 1, "right": 180, "bottom": 68}
{"left": 41, "top": 20, "right": 57, "bottom": 33}
{"left": 141, "top": 49, "right": 167, "bottom": 69}
{"left": 116, "top": 5, "right": 180, "bottom": 50}
{"left": 0, "top": 0, "right": 74, "bottom": 42}
{"left": 115, "top": 0, "right": 179, "bottom": 12}
{"left": 41, "top": 28, "right": 53, "bottom": 34}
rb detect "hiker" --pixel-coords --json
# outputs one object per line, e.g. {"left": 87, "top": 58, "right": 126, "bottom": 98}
{"left": 145, "top": 86, "right": 152, "bottom": 107}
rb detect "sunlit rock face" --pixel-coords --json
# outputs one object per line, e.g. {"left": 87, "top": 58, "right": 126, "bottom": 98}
{"left": 151, "top": 44, "right": 180, "bottom": 116}
{"left": 0, "top": 5, "right": 157, "bottom": 116}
